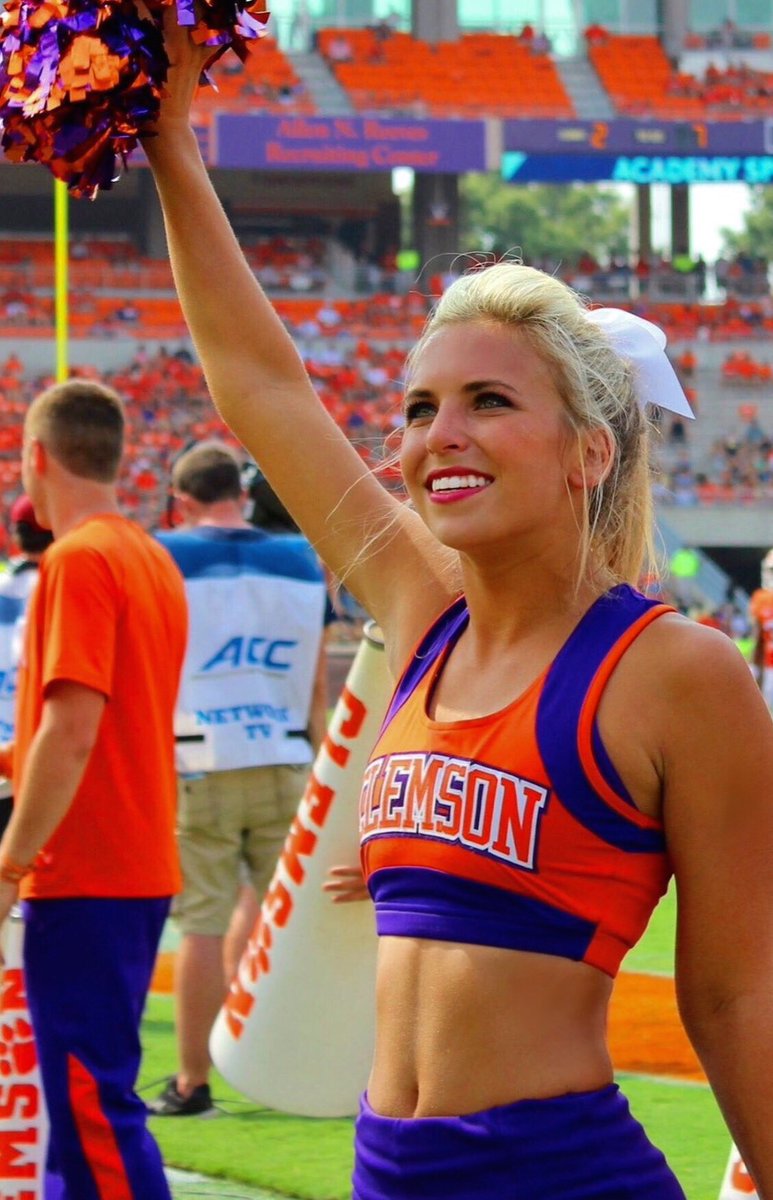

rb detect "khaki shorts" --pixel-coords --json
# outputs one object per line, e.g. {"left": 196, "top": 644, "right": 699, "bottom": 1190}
{"left": 172, "top": 764, "right": 309, "bottom": 935}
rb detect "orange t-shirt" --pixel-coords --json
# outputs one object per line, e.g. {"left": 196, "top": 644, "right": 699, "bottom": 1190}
{"left": 15, "top": 514, "right": 187, "bottom": 899}
{"left": 750, "top": 588, "right": 773, "bottom": 669}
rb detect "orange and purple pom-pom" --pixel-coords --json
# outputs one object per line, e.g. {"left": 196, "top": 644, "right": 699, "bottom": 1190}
{"left": 0, "top": 0, "right": 269, "bottom": 199}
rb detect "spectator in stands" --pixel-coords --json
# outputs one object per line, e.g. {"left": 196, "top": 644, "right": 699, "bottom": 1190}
{"left": 667, "top": 414, "right": 688, "bottom": 447}
{"left": 278, "top": 82, "right": 304, "bottom": 106}
{"left": 711, "top": 18, "right": 743, "bottom": 49}
{"left": 693, "top": 608, "right": 725, "bottom": 632}
{"left": 743, "top": 414, "right": 767, "bottom": 447}
{"left": 316, "top": 300, "right": 343, "bottom": 330}
{"left": 370, "top": 11, "right": 398, "bottom": 40}
{"left": 288, "top": 262, "right": 316, "bottom": 291}
{"left": 671, "top": 458, "right": 698, "bottom": 505}
{"left": 584, "top": 21, "right": 609, "bottom": 45}
{"left": 327, "top": 34, "right": 353, "bottom": 63}
{"left": 114, "top": 303, "right": 140, "bottom": 322}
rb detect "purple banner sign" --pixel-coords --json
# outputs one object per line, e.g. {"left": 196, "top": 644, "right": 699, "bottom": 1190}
{"left": 215, "top": 114, "right": 487, "bottom": 173}
{"left": 504, "top": 117, "right": 773, "bottom": 157}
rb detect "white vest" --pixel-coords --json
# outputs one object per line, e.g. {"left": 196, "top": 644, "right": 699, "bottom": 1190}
{"left": 0, "top": 562, "right": 40, "bottom": 797}
{"left": 157, "top": 530, "right": 326, "bottom": 774}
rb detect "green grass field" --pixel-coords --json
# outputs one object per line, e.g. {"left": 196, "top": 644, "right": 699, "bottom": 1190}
{"left": 140, "top": 882, "right": 736, "bottom": 1199}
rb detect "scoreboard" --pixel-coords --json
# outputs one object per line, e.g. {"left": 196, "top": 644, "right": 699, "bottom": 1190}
{"left": 501, "top": 118, "right": 773, "bottom": 184}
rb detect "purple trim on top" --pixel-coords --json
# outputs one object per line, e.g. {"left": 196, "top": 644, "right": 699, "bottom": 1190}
{"left": 591, "top": 720, "right": 636, "bottom": 809}
{"left": 536, "top": 585, "right": 666, "bottom": 853}
{"left": 369, "top": 866, "right": 595, "bottom": 960}
{"left": 379, "top": 597, "right": 469, "bottom": 734}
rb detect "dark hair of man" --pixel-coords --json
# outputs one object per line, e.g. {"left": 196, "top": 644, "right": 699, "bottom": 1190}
{"left": 172, "top": 442, "right": 242, "bottom": 504}
{"left": 26, "top": 380, "right": 125, "bottom": 483}
{"left": 248, "top": 473, "right": 300, "bottom": 533}
{"left": 15, "top": 522, "right": 54, "bottom": 556}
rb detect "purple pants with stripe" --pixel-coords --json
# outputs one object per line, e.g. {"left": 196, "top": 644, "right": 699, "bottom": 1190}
{"left": 352, "top": 1084, "right": 687, "bottom": 1199}
{"left": 21, "top": 896, "right": 172, "bottom": 1200}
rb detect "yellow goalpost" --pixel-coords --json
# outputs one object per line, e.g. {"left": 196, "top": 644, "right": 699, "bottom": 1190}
{"left": 54, "top": 179, "right": 68, "bottom": 383}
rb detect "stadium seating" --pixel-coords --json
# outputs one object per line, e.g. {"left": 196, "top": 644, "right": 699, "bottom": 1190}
{"left": 589, "top": 32, "right": 773, "bottom": 119}
{"left": 192, "top": 37, "right": 316, "bottom": 117}
{"left": 588, "top": 35, "right": 694, "bottom": 118}
{"left": 317, "top": 28, "right": 574, "bottom": 118}
{"left": 1, "top": 239, "right": 771, "bottom": 341}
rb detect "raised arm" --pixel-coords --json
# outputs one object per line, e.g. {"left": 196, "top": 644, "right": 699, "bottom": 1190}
{"left": 142, "top": 22, "right": 459, "bottom": 663}
{"left": 657, "top": 621, "right": 773, "bottom": 1196}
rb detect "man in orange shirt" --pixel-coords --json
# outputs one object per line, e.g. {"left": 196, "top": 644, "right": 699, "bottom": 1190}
{"left": 0, "top": 380, "right": 188, "bottom": 1199}
{"left": 749, "top": 549, "right": 773, "bottom": 710}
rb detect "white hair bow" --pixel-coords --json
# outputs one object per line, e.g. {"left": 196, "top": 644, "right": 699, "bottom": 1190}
{"left": 586, "top": 307, "right": 695, "bottom": 420}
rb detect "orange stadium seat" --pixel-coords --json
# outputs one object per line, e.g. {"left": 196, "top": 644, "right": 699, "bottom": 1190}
{"left": 589, "top": 36, "right": 673, "bottom": 117}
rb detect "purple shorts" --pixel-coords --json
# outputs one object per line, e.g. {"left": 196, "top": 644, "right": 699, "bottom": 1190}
{"left": 22, "top": 896, "right": 172, "bottom": 1200}
{"left": 352, "top": 1084, "right": 686, "bottom": 1199}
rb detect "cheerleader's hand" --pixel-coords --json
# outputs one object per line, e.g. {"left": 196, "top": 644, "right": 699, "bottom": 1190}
{"left": 138, "top": 2, "right": 213, "bottom": 133}
{"left": 323, "top": 864, "right": 370, "bottom": 904}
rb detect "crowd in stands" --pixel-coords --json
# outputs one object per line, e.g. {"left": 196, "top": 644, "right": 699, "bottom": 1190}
{"left": 0, "top": 321, "right": 414, "bottom": 534}
{"left": 664, "top": 60, "right": 773, "bottom": 118}
{"left": 586, "top": 27, "right": 773, "bottom": 120}
{"left": 0, "top": 345, "right": 757, "bottom": 650}
{"left": 6, "top": 282, "right": 773, "bottom": 345}
{"left": 657, "top": 345, "right": 773, "bottom": 506}
{"left": 2, "top": 228, "right": 773, "bottom": 520}
{"left": 558, "top": 252, "right": 770, "bottom": 303}
{"left": 1, "top": 233, "right": 770, "bottom": 341}
{"left": 242, "top": 235, "right": 329, "bottom": 292}
{"left": 721, "top": 350, "right": 773, "bottom": 384}
{"left": 0, "top": 234, "right": 330, "bottom": 297}
{"left": 5, "top": 285, "right": 773, "bottom": 539}
{"left": 648, "top": 296, "right": 773, "bottom": 342}
{"left": 657, "top": 434, "right": 773, "bottom": 507}
{"left": 513, "top": 24, "right": 553, "bottom": 55}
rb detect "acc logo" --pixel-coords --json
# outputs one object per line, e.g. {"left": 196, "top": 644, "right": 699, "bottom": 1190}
{"left": 201, "top": 637, "right": 297, "bottom": 674}
{"left": 0, "top": 666, "right": 16, "bottom": 700}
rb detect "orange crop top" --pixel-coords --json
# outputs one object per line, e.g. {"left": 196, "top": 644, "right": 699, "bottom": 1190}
{"left": 360, "top": 585, "right": 673, "bottom": 978}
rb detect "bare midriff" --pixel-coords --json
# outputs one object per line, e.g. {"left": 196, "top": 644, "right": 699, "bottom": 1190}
{"left": 366, "top": 936, "right": 614, "bottom": 1119}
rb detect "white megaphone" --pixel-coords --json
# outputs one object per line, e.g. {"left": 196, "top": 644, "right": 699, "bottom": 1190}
{"left": 0, "top": 907, "right": 50, "bottom": 1200}
{"left": 718, "top": 1143, "right": 758, "bottom": 1199}
{"left": 210, "top": 622, "right": 391, "bottom": 1117}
